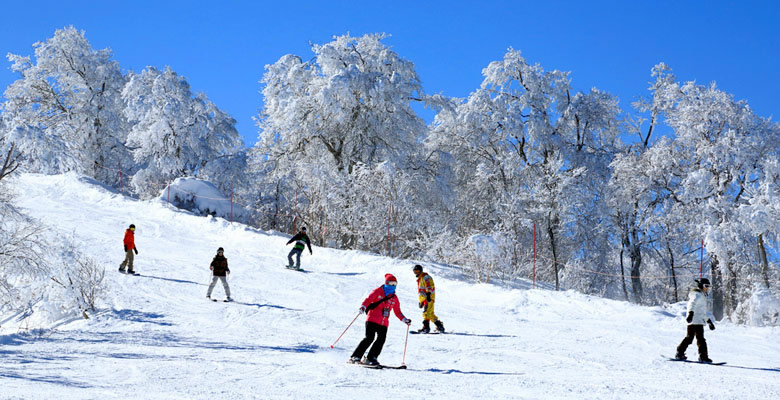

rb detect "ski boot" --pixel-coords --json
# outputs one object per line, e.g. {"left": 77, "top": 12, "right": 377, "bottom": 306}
{"left": 118, "top": 266, "right": 126, "bottom": 273}
{"left": 698, "top": 355, "right": 712, "bottom": 363}
{"left": 417, "top": 320, "right": 431, "bottom": 334}
{"left": 347, "top": 356, "right": 361, "bottom": 364}
{"left": 361, "top": 357, "right": 379, "bottom": 366}
{"left": 434, "top": 320, "right": 445, "bottom": 333}
{"left": 674, "top": 352, "right": 687, "bottom": 360}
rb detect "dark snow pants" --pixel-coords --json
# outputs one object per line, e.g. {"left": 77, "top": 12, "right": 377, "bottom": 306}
{"left": 677, "top": 324, "right": 708, "bottom": 357}
{"left": 351, "top": 322, "right": 388, "bottom": 361}
{"left": 287, "top": 247, "right": 303, "bottom": 268}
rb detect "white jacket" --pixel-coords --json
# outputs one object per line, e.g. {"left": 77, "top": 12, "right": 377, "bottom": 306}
{"left": 686, "top": 289, "right": 712, "bottom": 325}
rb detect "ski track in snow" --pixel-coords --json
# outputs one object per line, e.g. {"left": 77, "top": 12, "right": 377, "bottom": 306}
{"left": 1, "top": 173, "right": 779, "bottom": 399}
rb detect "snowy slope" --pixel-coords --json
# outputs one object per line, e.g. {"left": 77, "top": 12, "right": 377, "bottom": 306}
{"left": 1, "top": 173, "right": 779, "bottom": 400}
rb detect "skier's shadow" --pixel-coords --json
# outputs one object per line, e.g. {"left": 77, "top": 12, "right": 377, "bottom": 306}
{"left": 137, "top": 274, "right": 205, "bottom": 286}
{"left": 721, "top": 364, "right": 780, "bottom": 373}
{"left": 419, "top": 368, "right": 524, "bottom": 376}
{"left": 232, "top": 301, "right": 302, "bottom": 311}
{"left": 446, "top": 332, "right": 518, "bottom": 338}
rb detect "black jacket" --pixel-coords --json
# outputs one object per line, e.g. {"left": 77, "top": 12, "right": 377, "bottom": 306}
{"left": 286, "top": 232, "right": 312, "bottom": 253}
{"left": 210, "top": 255, "right": 230, "bottom": 276}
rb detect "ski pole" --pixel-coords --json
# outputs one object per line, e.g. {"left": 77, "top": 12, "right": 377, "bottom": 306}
{"left": 401, "top": 323, "right": 410, "bottom": 367}
{"left": 330, "top": 311, "right": 361, "bottom": 349}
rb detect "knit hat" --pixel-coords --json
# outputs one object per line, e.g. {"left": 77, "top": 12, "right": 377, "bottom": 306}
{"left": 385, "top": 274, "right": 397, "bottom": 284}
{"left": 696, "top": 278, "right": 711, "bottom": 288}
{"left": 129, "top": 224, "right": 135, "bottom": 229}
{"left": 301, "top": 227, "right": 307, "bottom": 232}
{"left": 217, "top": 247, "right": 224, "bottom": 253}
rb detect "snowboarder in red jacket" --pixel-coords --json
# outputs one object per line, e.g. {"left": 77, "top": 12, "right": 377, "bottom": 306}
{"left": 119, "top": 224, "right": 138, "bottom": 274}
{"left": 349, "top": 274, "right": 411, "bottom": 366}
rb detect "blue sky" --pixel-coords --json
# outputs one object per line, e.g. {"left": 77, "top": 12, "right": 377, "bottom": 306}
{"left": 1, "top": 0, "right": 778, "bottom": 146}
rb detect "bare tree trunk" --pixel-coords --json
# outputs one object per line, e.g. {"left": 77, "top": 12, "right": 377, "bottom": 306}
{"left": 619, "top": 247, "right": 629, "bottom": 301}
{"left": 628, "top": 228, "right": 642, "bottom": 304}
{"left": 547, "top": 218, "right": 559, "bottom": 291}
{"left": 710, "top": 255, "right": 724, "bottom": 321}
{"left": 758, "top": 234, "right": 770, "bottom": 289}
{"left": 667, "top": 243, "right": 679, "bottom": 303}
{"left": 725, "top": 262, "right": 738, "bottom": 317}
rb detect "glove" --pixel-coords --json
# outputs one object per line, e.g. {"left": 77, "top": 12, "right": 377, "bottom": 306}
{"left": 686, "top": 311, "right": 693, "bottom": 323}
{"left": 402, "top": 318, "right": 411, "bottom": 325}
{"left": 124, "top": 245, "right": 128, "bottom": 252}
{"left": 419, "top": 301, "right": 428, "bottom": 309}
{"left": 210, "top": 266, "right": 214, "bottom": 271}
{"left": 133, "top": 248, "right": 138, "bottom": 255}
{"left": 707, "top": 320, "right": 715, "bottom": 330}
{"left": 425, "top": 293, "right": 432, "bottom": 302}
{"left": 360, "top": 306, "right": 367, "bottom": 314}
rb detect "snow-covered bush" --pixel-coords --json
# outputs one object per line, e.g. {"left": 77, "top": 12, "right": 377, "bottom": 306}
{"left": 732, "top": 288, "right": 780, "bottom": 326}
{"left": 51, "top": 256, "right": 107, "bottom": 319}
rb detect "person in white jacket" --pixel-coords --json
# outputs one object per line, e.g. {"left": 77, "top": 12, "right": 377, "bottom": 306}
{"left": 675, "top": 278, "right": 716, "bottom": 362}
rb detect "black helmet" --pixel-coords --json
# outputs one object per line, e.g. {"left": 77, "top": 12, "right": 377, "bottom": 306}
{"left": 129, "top": 224, "right": 135, "bottom": 229}
{"left": 696, "top": 278, "right": 711, "bottom": 288}
{"left": 217, "top": 247, "right": 224, "bottom": 253}
{"left": 412, "top": 264, "right": 423, "bottom": 272}
{"left": 301, "top": 227, "right": 307, "bottom": 232}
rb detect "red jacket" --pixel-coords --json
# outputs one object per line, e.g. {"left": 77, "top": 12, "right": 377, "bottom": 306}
{"left": 361, "top": 286, "right": 406, "bottom": 327}
{"left": 123, "top": 229, "right": 135, "bottom": 250}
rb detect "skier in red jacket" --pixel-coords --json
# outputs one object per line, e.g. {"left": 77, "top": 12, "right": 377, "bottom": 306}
{"left": 348, "top": 274, "right": 411, "bottom": 366}
{"left": 119, "top": 224, "right": 138, "bottom": 274}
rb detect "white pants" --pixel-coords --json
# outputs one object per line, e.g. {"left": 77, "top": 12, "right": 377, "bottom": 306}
{"left": 207, "top": 276, "right": 231, "bottom": 297}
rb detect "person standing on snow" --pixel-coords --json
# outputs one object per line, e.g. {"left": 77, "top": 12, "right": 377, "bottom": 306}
{"left": 206, "top": 247, "right": 232, "bottom": 301}
{"left": 119, "top": 224, "right": 138, "bottom": 274}
{"left": 413, "top": 264, "right": 445, "bottom": 333}
{"left": 349, "top": 274, "right": 411, "bottom": 366}
{"left": 285, "top": 227, "right": 312, "bottom": 270}
{"left": 675, "top": 278, "right": 716, "bottom": 362}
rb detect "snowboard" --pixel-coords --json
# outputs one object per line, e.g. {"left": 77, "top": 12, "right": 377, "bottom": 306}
{"left": 284, "top": 265, "right": 306, "bottom": 272}
{"left": 663, "top": 355, "right": 726, "bottom": 365}
{"left": 410, "top": 331, "right": 446, "bottom": 335}
{"left": 118, "top": 269, "right": 139, "bottom": 276}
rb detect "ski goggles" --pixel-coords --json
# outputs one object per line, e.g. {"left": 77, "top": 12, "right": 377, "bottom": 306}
{"left": 386, "top": 281, "right": 397, "bottom": 286}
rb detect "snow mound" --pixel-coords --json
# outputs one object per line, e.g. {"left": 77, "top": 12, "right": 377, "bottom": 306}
{"left": 159, "top": 177, "right": 245, "bottom": 220}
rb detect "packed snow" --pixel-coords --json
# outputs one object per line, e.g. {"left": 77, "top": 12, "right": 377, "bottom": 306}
{"left": 1, "top": 173, "right": 779, "bottom": 399}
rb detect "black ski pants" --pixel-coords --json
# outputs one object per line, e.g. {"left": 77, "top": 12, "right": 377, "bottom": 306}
{"left": 351, "top": 321, "right": 388, "bottom": 361}
{"left": 677, "top": 324, "right": 708, "bottom": 357}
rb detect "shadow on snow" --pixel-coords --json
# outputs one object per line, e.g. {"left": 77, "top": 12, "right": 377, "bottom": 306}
{"left": 418, "top": 368, "right": 524, "bottom": 376}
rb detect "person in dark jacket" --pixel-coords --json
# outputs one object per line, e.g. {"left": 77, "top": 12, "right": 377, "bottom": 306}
{"left": 119, "top": 224, "right": 139, "bottom": 274}
{"left": 285, "top": 227, "right": 312, "bottom": 270}
{"left": 207, "top": 247, "right": 232, "bottom": 301}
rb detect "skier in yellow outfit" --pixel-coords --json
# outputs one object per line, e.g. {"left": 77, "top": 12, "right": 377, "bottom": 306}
{"left": 413, "top": 264, "right": 445, "bottom": 333}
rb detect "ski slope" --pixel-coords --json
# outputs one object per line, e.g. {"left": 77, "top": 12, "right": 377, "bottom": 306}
{"left": 2, "top": 173, "right": 779, "bottom": 400}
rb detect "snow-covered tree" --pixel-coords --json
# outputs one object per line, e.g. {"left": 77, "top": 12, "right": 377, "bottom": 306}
{"left": 617, "top": 64, "right": 780, "bottom": 316}
{"left": 122, "top": 66, "right": 244, "bottom": 197}
{"left": 1, "top": 27, "right": 131, "bottom": 185}
{"left": 428, "top": 49, "right": 620, "bottom": 289}
{"left": 256, "top": 33, "right": 429, "bottom": 249}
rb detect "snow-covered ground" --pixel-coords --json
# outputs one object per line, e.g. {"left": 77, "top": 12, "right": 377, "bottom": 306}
{"left": 2, "top": 173, "right": 779, "bottom": 399}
